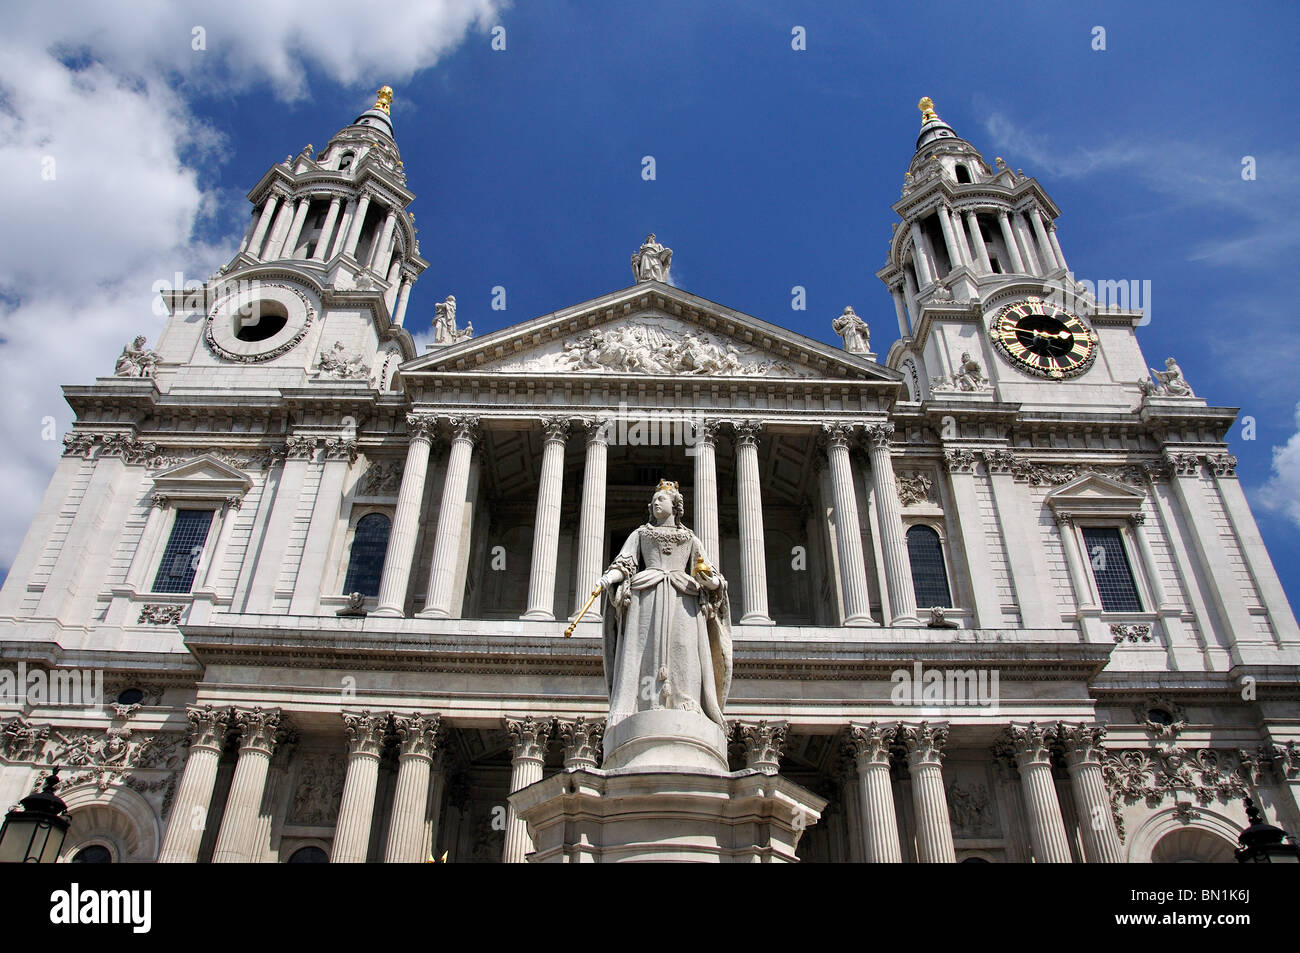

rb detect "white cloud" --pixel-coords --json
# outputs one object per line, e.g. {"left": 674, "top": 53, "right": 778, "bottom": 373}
{"left": 0, "top": 1, "right": 505, "bottom": 574}
{"left": 1256, "top": 404, "right": 1300, "bottom": 530}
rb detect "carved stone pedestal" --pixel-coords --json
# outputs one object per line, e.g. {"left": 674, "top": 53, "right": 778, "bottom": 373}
{"left": 601, "top": 709, "right": 728, "bottom": 773}
{"left": 510, "top": 766, "right": 826, "bottom": 863}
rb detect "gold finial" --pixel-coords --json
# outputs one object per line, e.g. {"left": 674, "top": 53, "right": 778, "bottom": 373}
{"left": 374, "top": 85, "right": 394, "bottom": 114}
{"left": 918, "top": 96, "right": 939, "bottom": 123}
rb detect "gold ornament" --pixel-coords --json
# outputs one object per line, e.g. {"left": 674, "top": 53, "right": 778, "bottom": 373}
{"left": 918, "top": 96, "right": 938, "bottom": 123}
{"left": 374, "top": 85, "right": 394, "bottom": 114}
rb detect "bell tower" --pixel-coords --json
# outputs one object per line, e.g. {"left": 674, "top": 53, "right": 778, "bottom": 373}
{"left": 877, "top": 97, "right": 1149, "bottom": 411}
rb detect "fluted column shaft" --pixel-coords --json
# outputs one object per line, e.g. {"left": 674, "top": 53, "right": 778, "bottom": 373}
{"left": 965, "top": 210, "right": 992, "bottom": 274}
{"left": 823, "top": 425, "right": 872, "bottom": 625}
{"left": 573, "top": 419, "right": 609, "bottom": 618}
{"left": 503, "top": 717, "right": 551, "bottom": 863}
{"left": 279, "top": 196, "right": 311, "bottom": 259}
{"left": 158, "top": 706, "right": 230, "bottom": 862}
{"left": 733, "top": 422, "right": 772, "bottom": 624}
{"left": 867, "top": 424, "right": 919, "bottom": 625}
{"left": 331, "top": 711, "right": 388, "bottom": 863}
{"left": 342, "top": 192, "right": 372, "bottom": 259}
{"left": 996, "top": 210, "right": 1026, "bottom": 274}
{"left": 261, "top": 197, "right": 295, "bottom": 261}
{"left": 312, "top": 196, "right": 343, "bottom": 261}
{"left": 1004, "top": 724, "right": 1073, "bottom": 863}
{"left": 1030, "top": 209, "right": 1057, "bottom": 271}
{"left": 328, "top": 197, "right": 356, "bottom": 258}
{"left": 890, "top": 284, "right": 910, "bottom": 339}
{"left": 937, "top": 205, "right": 964, "bottom": 270}
{"left": 1059, "top": 724, "right": 1123, "bottom": 862}
{"left": 246, "top": 193, "right": 280, "bottom": 256}
{"left": 384, "top": 714, "right": 441, "bottom": 863}
{"left": 523, "top": 417, "right": 569, "bottom": 620}
{"left": 212, "top": 708, "right": 281, "bottom": 863}
{"left": 421, "top": 417, "right": 479, "bottom": 619}
{"left": 849, "top": 723, "right": 902, "bottom": 863}
{"left": 373, "top": 416, "right": 436, "bottom": 617}
{"left": 692, "top": 421, "right": 721, "bottom": 563}
{"left": 369, "top": 207, "right": 398, "bottom": 270}
{"left": 1048, "top": 224, "right": 1068, "bottom": 273}
{"left": 393, "top": 276, "right": 413, "bottom": 326}
{"left": 910, "top": 221, "right": 935, "bottom": 286}
{"left": 899, "top": 722, "right": 956, "bottom": 863}
{"left": 1014, "top": 212, "right": 1044, "bottom": 275}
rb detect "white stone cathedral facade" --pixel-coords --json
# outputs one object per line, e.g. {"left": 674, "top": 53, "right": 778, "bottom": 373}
{"left": 1, "top": 91, "right": 1296, "bottom": 863}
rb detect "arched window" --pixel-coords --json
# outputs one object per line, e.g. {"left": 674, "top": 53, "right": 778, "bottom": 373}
{"left": 338, "top": 151, "right": 355, "bottom": 172}
{"left": 72, "top": 844, "right": 113, "bottom": 863}
{"left": 907, "top": 525, "right": 951, "bottom": 608}
{"left": 955, "top": 164, "right": 973, "bottom": 184}
{"left": 342, "top": 513, "right": 390, "bottom": 596}
{"left": 287, "top": 846, "right": 329, "bottom": 863}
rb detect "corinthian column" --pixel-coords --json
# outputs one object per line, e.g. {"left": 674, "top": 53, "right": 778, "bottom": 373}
{"left": 1057, "top": 723, "right": 1123, "bottom": 862}
{"left": 898, "top": 722, "right": 956, "bottom": 863}
{"left": 373, "top": 414, "right": 438, "bottom": 617}
{"left": 733, "top": 421, "right": 772, "bottom": 624}
{"left": 211, "top": 708, "right": 282, "bottom": 863}
{"left": 848, "top": 722, "right": 902, "bottom": 862}
{"left": 1000, "top": 723, "right": 1073, "bottom": 863}
{"left": 420, "top": 416, "right": 480, "bottom": 619}
{"left": 735, "top": 720, "right": 787, "bottom": 774}
{"left": 557, "top": 718, "right": 604, "bottom": 770}
{"left": 158, "top": 706, "right": 230, "bottom": 863}
{"left": 503, "top": 716, "right": 551, "bottom": 863}
{"left": 822, "top": 424, "right": 872, "bottom": 625}
{"left": 692, "top": 419, "right": 721, "bottom": 562}
{"left": 331, "top": 710, "right": 389, "bottom": 863}
{"left": 384, "top": 714, "right": 442, "bottom": 863}
{"left": 573, "top": 418, "right": 609, "bottom": 619}
{"left": 523, "top": 416, "right": 570, "bottom": 621}
{"left": 866, "top": 424, "right": 919, "bottom": 625}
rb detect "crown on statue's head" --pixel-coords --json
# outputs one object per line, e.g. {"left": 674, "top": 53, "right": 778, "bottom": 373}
{"left": 655, "top": 478, "right": 680, "bottom": 493}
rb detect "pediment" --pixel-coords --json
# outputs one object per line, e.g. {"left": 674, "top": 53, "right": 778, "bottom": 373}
{"left": 401, "top": 283, "right": 899, "bottom": 384}
{"left": 151, "top": 454, "right": 252, "bottom": 501}
{"left": 1044, "top": 472, "right": 1145, "bottom": 516}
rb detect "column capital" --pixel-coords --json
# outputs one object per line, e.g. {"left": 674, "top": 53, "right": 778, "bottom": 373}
{"left": 323, "top": 437, "right": 359, "bottom": 463}
{"left": 847, "top": 721, "right": 895, "bottom": 767}
{"left": 981, "top": 448, "right": 1017, "bottom": 475}
{"left": 1053, "top": 513, "right": 1074, "bottom": 528}
{"left": 343, "top": 710, "right": 390, "bottom": 758}
{"left": 579, "top": 415, "right": 613, "bottom": 446}
{"left": 731, "top": 420, "right": 763, "bottom": 446}
{"left": 539, "top": 415, "right": 571, "bottom": 445}
{"left": 864, "top": 423, "right": 895, "bottom": 450}
{"left": 184, "top": 705, "right": 231, "bottom": 751}
{"left": 1055, "top": 722, "right": 1107, "bottom": 768}
{"left": 997, "top": 721, "right": 1056, "bottom": 768}
{"left": 284, "top": 434, "right": 319, "bottom": 461}
{"left": 447, "top": 414, "right": 481, "bottom": 445}
{"left": 1162, "top": 449, "right": 1201, "bottom": 477}
{"left": 232, "top": 707, "right": 282, "bottom": 756}
{"left": 821, "top": 422, "right": 856, "bottom": 450}
{"left": 405, "top": 413, "right": 439, "bottom": 444}
{"left": 557, "top": 717, "right": 604, "bottom": 769}
{"left": 897, "top": 721, "right": 949, "bottom": 766}
{"left": 505, "top": 715, "right": 552, "bottom": 763}
{"left": 1207, "top": 452, "right": 1237, "bottom": 478}
{"left": 393, "top": 713, "right": 442, "bottom": 761}
{"left": 1126, "top": 511, "right": 1147, "bottom": 526}
{"left": 693, "top": 418, "right": 722, "bottom": 447}
{"left": 943, "top": 447, "right": 977, "bottom": 474}
{"left": 732, "top": 719, "right": 787, "bottom": 773}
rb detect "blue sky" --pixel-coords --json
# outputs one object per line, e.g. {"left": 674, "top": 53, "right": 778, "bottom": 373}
{"left": 3, "top": 1, "right": 1299, "bottom": 610}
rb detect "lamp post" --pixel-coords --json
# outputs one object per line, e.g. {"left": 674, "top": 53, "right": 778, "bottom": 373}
{"left": 0, "top": 770, "right": 70, "bottom": 863}
{"left": 1235, "top": 797, "right": 1300, "bottom": 863}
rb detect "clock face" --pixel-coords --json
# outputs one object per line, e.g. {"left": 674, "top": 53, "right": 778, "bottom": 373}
{"left": 988, "top": 297, "right": 1098, "bottom": 380}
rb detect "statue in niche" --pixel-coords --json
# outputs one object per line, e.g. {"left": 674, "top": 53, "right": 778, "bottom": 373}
{"left": 832, "top": 306, "right": 871, "bottom": 354}
{"left": 1140, "top": 357, "right": 1194, "bottom": 397}
{"left": 114, "top": 335, "right": 161, "bottom": 378}
{"left": 630, "top": 233, "right": 673, "bottom": 283}
{"left": 594, "top": 480, "right": 732, "bottom": 732}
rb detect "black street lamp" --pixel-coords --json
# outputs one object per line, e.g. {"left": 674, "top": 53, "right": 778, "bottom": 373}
{"left": 1235, "top": 797, "right": 1300, "bottom": 863}
{"left": 0, "top": 770, "right": 70, "bottom": 863}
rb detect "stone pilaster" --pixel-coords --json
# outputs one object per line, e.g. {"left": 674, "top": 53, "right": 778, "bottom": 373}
{"left": 374, "top": 414, "right": 438, "bottom": 616}
{"left": 848, "top": 722, "right": 903, "bottom": 862}
{"left": 523, "top": 416, "right": 569, "bottom": 620}
{"left": 157, "top": 705, "right": 230, "bottom": 863}
{"left": 733, "top": 421, "right": 772, "bottom": 624}
{"left": 420, "top": 416, "right": 480, "bottom": 619}
{"left": 1056, "top": 723, "right": 1123, "bottom": 863}
{"left": 503, "top": 716, "right": 552, "bottom": 863}
{"left": 211, "top": 707, "right": 282, "bottom": 863}
{"left": 999, "top": 722, "right": 1073, "bottom": 863}
{"left": 331, "top": 710, "right": 389, "bottom": 863}
{"left": 557, "top": 717, "right": 604, "bottom": 770}
{"left": 866, "top": 424, "right": 919, "bottom": 625}
{"left": 822, "top": 424, "right": 873, "bottom": 625}
{"left": 898, "top": 721, "right": 955, "bottom": 862}
{"left": 384, "top": 713, "right": 442, "bottom": 863}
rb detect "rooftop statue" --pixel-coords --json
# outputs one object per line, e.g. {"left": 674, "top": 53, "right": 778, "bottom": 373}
{"left": 631, "top": 233, "right": 672, "bottom": 284}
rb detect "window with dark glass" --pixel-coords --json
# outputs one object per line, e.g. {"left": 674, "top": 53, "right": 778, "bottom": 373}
{"left": 342, "top": 513, "right": 391, "bottom": 596}
{"left": 287, "top": 846, "right": 328, "bottom": 863}
{"left": 72, "top": 845, "right": 112, "bottom": 863}
{"left": 151, "top": 509, "right": 214, "bottom": 594}
{"left": 907, "top": 525, "right": 951, "bottom": 608}
{"left": 1081, "top": 526, "right": 1143, "bottom": 612}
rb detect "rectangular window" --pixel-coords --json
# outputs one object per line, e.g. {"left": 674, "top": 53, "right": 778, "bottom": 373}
{"left": 151, "top": 509, "right": 214, "bottom": 594}
{"left": 1081, "top": 526, "right": 1142, "bottom": 612}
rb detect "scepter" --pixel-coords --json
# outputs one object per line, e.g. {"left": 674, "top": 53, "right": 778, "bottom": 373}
{"left": 564, "top": 585, "right": 603, "bottom": 638}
